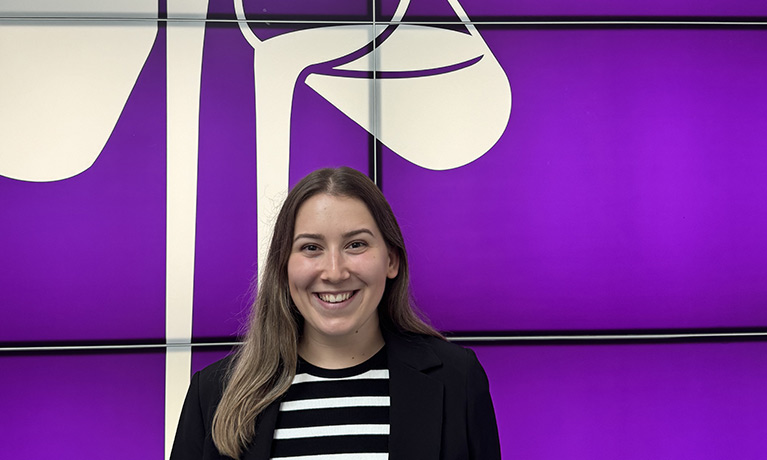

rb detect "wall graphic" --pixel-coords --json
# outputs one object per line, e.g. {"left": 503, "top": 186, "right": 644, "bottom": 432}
{"left": 1, "top": 0, "right": 766, "bottom": 459}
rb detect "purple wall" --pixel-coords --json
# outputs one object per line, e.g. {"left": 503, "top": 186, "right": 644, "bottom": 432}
{"left": 2, "top": 342, "right": 765, "bottom": 459}
{"left": 1, "top": 350, "right": 165, "bottom": 459}
{"left": 1, "top": 1, "right": 765, "bottom": 459}
{"left": 474, "top": 341, "right": 767, "bottom": 459}
{"left": 387, "top": 28, "right": 767, "bottom": 332}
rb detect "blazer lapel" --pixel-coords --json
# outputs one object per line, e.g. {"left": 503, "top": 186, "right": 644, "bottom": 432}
{"left": 242, "top": 399, "right": 280, "bottom": 460}
{"left": 385, "top": 330, "right": 444, "bottom": 460}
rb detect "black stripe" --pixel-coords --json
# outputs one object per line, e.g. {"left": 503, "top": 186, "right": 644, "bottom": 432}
{"left": 271, "top": 435, "right": 388, "bottom": 457}
{"left": 278, "top": 406, "right": 389, "bottom": 429}
{"left": 297, "top": 347, "right": 387, "bottom": 378}
{"left": 283, "top": 379, "right": 389, "bottom": 400}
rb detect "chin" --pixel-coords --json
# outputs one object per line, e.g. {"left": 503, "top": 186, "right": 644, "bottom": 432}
{"left": 319, "top": 324, "right": 360, "bottom": 337}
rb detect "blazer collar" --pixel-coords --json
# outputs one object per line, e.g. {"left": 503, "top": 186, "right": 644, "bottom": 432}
{"left": 384, "top": 329, "right": 445, "bottom": 460}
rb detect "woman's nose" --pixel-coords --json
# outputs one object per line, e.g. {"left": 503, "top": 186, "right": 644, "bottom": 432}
{"left": 320, "top": 250, "right": 350, "bottom": 282}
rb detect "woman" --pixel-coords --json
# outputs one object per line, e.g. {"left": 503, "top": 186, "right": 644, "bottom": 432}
{"left": 171, "top": 167, "right": 500, "bottom": 459}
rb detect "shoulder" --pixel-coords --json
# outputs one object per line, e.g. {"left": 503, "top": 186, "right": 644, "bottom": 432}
{"left": 197, "top": 355, "right": 234, "bottom": 383}
{"left": 422, "top": 335, "right": 473, "bottom": 358}
{"left": 385, "top": 330, "right": 483, "bottom": 376}
{"left": 191, "top": 355, "right": 235, "bottom": 409}
{"left": 423, "top": 336, "right": 486, "bottom": 381}
{"left": 418, "top": 334, "right": 477, "bottom": 365}
{"left": 171, "top": 355, "right": 236, "bottom": 459}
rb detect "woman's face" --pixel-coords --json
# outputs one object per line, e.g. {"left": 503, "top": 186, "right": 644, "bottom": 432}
{"left": 288, "top": 193, "right": 399, "bottom": 345}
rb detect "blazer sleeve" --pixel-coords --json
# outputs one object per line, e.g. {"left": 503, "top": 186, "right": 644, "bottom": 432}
{"left": 170, "top": 371, "right": 207, "bottom": 459}
{"left": 466, "top": 348, "right": 502, "bottom": 460}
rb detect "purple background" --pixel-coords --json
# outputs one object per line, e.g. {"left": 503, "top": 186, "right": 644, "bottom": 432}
{"left": 474, "top": 341, "right": 767, "bottom": 459}
{"left": 7, "top": 342, "right": 761, "bottom": 459}
{"left": 0, "top": 350, "right": 165, "bottom": 459}
{"left": 2, "top": 2, "right": 766, "bottom": 459}
{"left": 385, "top": 28, "right": 767, "bottom": 332}
{"left": 3, "top": 6, "right": 765, "bottom": 344}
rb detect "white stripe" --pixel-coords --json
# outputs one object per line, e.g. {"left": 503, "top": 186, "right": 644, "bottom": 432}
{"left": 164, "top": 347, "right": 192, "bottom": 459}
{"left": 164, "top": 2, "right": 209, "bottom": 460}
{"left": 274, "top": 424, "right": 389, "bottom": 439}
{"left": 272, "top": 454, "right": 388, "bottom": 460}
{"left": 281, "top": 396, "right": 390, "bottom": 411}
{"left": 292, "top": 369, "right": 389, "bottom": 384}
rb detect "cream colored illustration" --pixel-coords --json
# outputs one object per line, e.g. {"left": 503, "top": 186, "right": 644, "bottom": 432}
{"left": 233, "top": 0, "right": 511, "bottom": 279}
{"left": 0, "top": 0, "right": 157, "bottom": 181}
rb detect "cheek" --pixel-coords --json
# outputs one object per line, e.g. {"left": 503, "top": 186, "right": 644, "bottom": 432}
{"left": 365, "top": 258, "right": 394, "bottom": 289}
{"left": 287, "top": 257, "right": 309, "bottom": 290}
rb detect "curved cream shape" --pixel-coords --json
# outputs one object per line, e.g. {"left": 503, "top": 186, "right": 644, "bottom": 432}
{"left": 235, "top": 0, "right": 510, "bottom": 273}
{"left": 306, "top": 0, "right": 511, "bottom": 170}
{"left": 0, "top": 0, "right": 157, "bottom": 182}
{"left": 307, "top": 23, "right": 511, "bottom": 170}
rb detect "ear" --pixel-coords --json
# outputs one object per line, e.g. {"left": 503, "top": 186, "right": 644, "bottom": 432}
{"left": 386, "top": 248, "right": 400, "bottom": 279}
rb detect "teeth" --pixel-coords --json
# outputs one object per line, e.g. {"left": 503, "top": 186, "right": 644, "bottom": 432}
{"left": 318, "top": 292, "right": 353, "bottom": 303}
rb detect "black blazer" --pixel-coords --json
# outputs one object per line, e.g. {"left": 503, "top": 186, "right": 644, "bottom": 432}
{"left": 171, "top": 329, "right": 501, "bottom": 460}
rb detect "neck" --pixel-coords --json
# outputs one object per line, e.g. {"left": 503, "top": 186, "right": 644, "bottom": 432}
{"left": 298, "top": 325, "right": 385, "bottom": 369}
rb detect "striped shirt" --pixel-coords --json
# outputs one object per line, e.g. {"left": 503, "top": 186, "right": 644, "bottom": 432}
{"left": 270, "top": 348, "right": 390, "bottom": 460}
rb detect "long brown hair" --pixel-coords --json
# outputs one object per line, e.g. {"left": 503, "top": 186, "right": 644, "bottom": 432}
{"left": 212, "top": 167, "right": 441, "bottom": 458}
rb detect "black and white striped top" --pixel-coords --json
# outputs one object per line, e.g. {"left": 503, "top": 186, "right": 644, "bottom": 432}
{"left": 270, "top": 347, "right": 390, "bottom": 460}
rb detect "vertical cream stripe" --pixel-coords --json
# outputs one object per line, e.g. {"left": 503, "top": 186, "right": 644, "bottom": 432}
{"left": 165, "top": 2, "right": 208, "bottom": 459}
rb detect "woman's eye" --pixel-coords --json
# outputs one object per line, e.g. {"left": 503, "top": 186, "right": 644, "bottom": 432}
{"left": 301, "top": 244, "right": 320, "bottom": 252}
{"left": 348, "top": 241, "right": 367, "bottom": 250}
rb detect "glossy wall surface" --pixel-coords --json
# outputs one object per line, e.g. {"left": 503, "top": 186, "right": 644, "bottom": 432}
{"left": 1, "top": 1, "right": 766, "bottom": 458}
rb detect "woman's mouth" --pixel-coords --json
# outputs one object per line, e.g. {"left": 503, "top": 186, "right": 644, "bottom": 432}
{"left": 315, "top": 291, "right": 357, "bottom": 304}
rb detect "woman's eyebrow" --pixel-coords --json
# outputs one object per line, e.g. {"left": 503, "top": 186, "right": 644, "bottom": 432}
{"left": 293, "top": 229, "right": 374, "bottom": 243}
{"left": 342, "top": 228, "right": 374, "bottom": 239}
{"left": 293, "top": 233, "right": 323, "bottom": 243}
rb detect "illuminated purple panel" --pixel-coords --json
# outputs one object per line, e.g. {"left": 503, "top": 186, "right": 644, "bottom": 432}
{"left": 0, "top": 350, "right": 165, "bottom": 459}
{"left": 379, "top": 0, "right": 767, "bottom": 18}
{"left": 385, "top": 28, "right": 767, "bottom": 332}
{"left": 472, "top": 341, "right": 767, "bottom": 460}
{"left": 192, "top": 22, "right": 372, "bottom": 339}
{"left": 0, "top": 30, "right": 166, "bottom": 344}
{"left": 192, "top": 22, "right": 259, "bottom": 340}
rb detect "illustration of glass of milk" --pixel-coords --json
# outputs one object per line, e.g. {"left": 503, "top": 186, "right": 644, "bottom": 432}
{"left": 234, "top": 0, "right": 511, "bottom": 272}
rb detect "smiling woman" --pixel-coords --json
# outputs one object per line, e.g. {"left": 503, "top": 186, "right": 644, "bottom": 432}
{"left": 289, "top": 194, "right": 400, "bottom": 368}
{"left": 171, "top": 167, "right": 500, "bottom": 460}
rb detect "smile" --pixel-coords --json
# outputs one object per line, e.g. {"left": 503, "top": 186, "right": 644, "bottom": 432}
{"left": 316, "top": 291, "right": 357, "bottom": 304}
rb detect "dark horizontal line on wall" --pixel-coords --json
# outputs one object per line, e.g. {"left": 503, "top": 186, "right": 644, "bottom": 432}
{"left": 470, "top": 19, "right": 767, "bottom": 30}
{"left": 0, "top": 341, "right": 241, "bottom": 356}
{"left": 3, "top": 16, "right": 766, "bottom": 28}
{"left": 446, "top": 328, "right": 767, "bottom": 345}
{"left": 2, "top": 328, "right": 766, "bottom": 353}
{"left": 451, "top": 332, "right": 767, "bottom": 346}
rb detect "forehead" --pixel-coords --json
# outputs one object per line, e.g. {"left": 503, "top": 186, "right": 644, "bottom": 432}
{"left": 294, "top": 193, "right": 378, "bottom": 233}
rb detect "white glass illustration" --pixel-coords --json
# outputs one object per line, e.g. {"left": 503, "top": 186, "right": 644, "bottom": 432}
{"left": 234, "top": 0, "right": 511, "bottom": 276}
{"left": 307, "top": 0, "right": 511, "bottom": 170}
